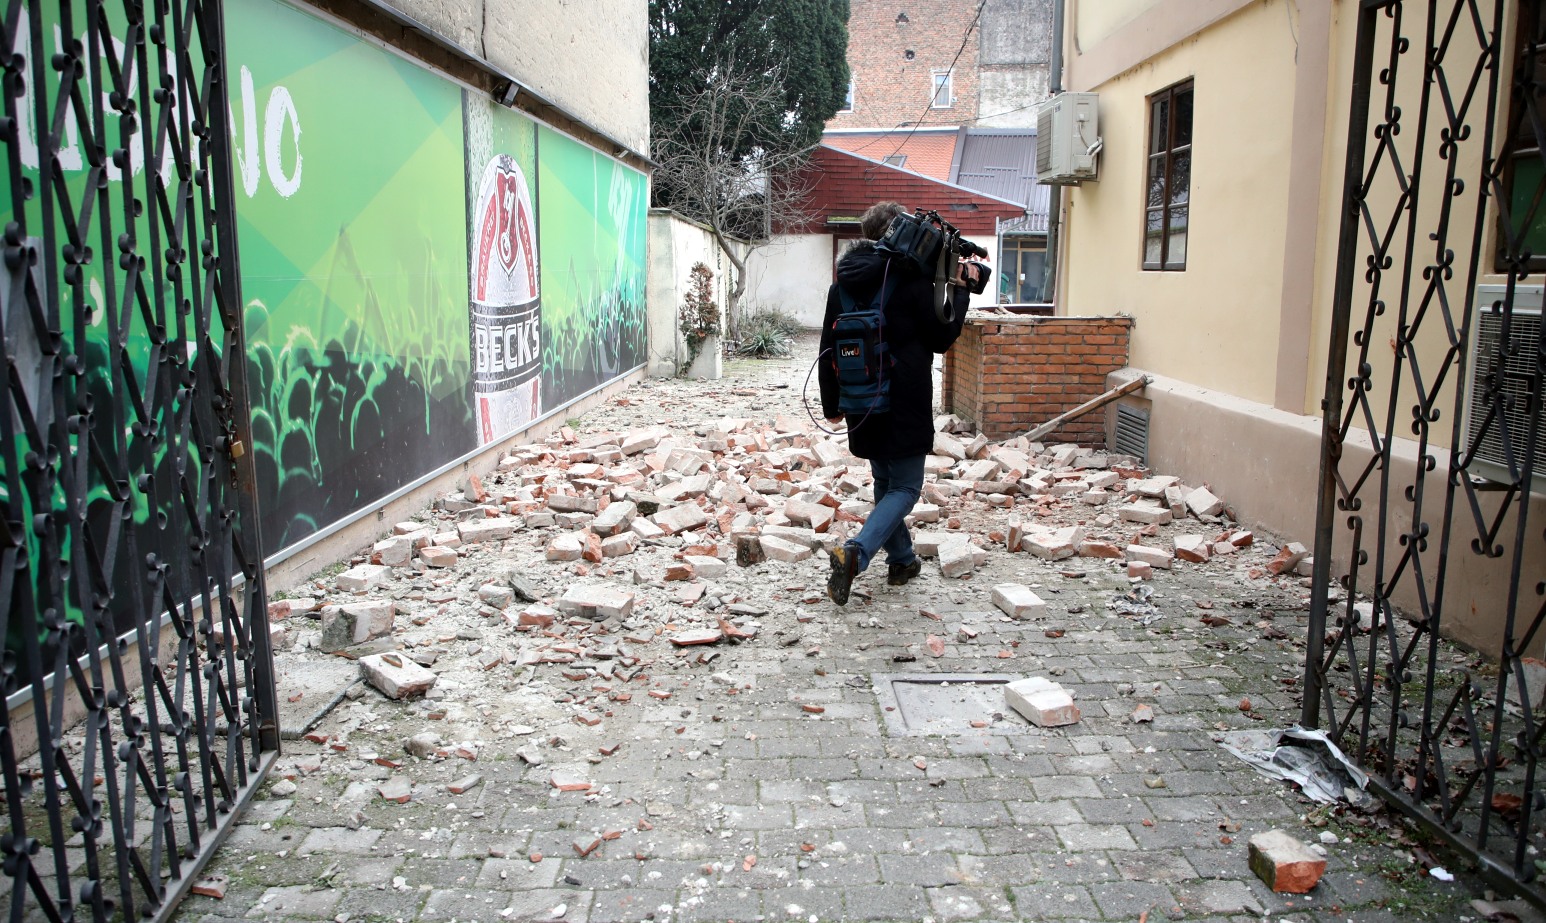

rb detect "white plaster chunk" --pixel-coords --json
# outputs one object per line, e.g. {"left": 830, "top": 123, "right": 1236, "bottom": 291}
{"left": 457, "top": 518, "right": 522, "bottom": 543}
{"left": 1174, "top": 535, "right": 1212, "bottom": 563}
{"left": 591, "top": 501, "right": 637, "bottom": 536}
{"left": 685, "top": 554, "right": 727, "bottom": 578}
{"left": 557, "top": 585, "right": 635, "bottom": 620}
{"left": 992, "top": 584, "right": 1046, "bottom": 619}
{"left": 1186, "top": 486, "right": 1226, "bottom": 518}
{"left": 1117, "top": 503, "right": 1173, "bottom": 526}
{"left": 759, "top": 536, "right": 813, "bottom": 563}
{"left": 336, "top": 564, "right": 392, "bottom": 593}
{"left": 652, "top": 503, "right": 709, "bottom": 535}
{"left": 1125, "top": 544, "right": 1174, "bottom": 570}
{"left": 1005, "top": 676, "right": 1080, "bottom": 727}
{"left": 1022, "top": 526, "right": 1085, "bottom": 561}
{"left": 359, "top": 652, "right": 437, "bottom": 700}
{"left": 939, "top": 542, "right": 977, "bottom": 577}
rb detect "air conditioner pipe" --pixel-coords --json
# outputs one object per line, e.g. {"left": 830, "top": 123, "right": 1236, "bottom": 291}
{"left": 1042, "top": 0, "right": 1066, "bottom": 307}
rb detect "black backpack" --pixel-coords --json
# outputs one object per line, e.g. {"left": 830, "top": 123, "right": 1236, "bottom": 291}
{"left": 830, "top": 271, "right": 900, "bottom": 420}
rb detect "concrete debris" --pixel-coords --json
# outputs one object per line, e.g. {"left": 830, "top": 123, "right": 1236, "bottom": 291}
{"left": 335, "top": 564, "right": 392, "bottom": 593}
{"left": 283, "top": 410, "right": 1312, "bottom": 729}
{"left": 230, "top": 392, "right": 1356, "bottom": 916}
{"left": 359, "top": 652, "right": 437, "bottom": 700}
{"left": 318, "top": 600, "right": 395, "bottom": 653}
{"left": 142, "top": 331, "right": 1487, "bottom": 923}
{"left": 377, "top": 776, "right": 412, "bottom": 803}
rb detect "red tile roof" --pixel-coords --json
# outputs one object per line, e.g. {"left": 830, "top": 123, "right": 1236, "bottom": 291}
{"left": 821, "top": 131, "right": 960, "bottom": 181}
{"left": 781, "top": 145, "right": 1027, "bottom": 237}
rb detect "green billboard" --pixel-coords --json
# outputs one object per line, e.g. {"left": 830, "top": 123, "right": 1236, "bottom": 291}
{"left": 227, "top": 0, "right": 648, "bottom": 551}
{"left": 2, "top": 0, "right": 649, "bottom": 668}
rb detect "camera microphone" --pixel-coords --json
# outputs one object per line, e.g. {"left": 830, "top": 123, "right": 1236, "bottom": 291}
{"left": 956, "top": 239, "right": 989, "bottom": 260}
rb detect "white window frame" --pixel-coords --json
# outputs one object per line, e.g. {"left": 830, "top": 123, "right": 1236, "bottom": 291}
{"left": 840, "top": 79, "right": 855, "bottom": 112}
{"left": 931, "top": 70, "right": 953, "bottom": 108}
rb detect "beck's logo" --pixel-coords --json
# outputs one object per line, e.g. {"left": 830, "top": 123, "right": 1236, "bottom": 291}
{"left": 494, "top": 167, "right": 535, "bottom": 292}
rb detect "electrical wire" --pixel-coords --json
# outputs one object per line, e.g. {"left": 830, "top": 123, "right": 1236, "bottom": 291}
{"left": 840, "top": 99, "right": 1045, "bottom": 161}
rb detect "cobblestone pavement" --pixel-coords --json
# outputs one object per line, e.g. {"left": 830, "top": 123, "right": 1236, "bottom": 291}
{"left": 175, "top": 336, "right": 1512, "bottom": 923}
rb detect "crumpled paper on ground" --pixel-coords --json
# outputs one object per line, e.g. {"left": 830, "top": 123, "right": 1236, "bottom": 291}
{"left": 1219, "top": 725, "right": 1375, "bottom": 806}
{"left": 1109, "top": 584, "right": 1161, "bottom": 625}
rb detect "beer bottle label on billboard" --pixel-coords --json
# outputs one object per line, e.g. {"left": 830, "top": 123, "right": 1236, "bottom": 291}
{"left": 470, "top": 153, "right": 540, "bottom": 444}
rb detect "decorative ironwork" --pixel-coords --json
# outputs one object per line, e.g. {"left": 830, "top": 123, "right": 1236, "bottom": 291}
{"left": 1306, "top": 0, "right": 1546, "bottom": 900}
{"left": 0, "top": 0, "right": 277, "bottom": 915}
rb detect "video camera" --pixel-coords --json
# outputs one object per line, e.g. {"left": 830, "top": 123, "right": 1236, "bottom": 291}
{"left": 876, "top": 208, "right": 993, "bottom": 315}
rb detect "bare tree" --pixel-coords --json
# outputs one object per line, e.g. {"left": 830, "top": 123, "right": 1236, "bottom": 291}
{"left": 652, "top": 60, "right": 816, "bottom": 343}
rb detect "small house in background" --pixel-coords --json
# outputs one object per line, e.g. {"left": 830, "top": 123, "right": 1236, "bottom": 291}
{"left": 822, "top": 127, "right": 1053, "bottom": 306}
{"left": 953, "top": 128, "right": 1051, "bottom": 304}
{"left": 745, "top": 144, "right": 1025, "bottom": 328}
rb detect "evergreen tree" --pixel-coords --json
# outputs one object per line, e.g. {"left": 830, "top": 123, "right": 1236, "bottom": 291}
{"left": 649, "top": 0, "right": 850, "bottom": 157}
{"left": 649, "top": 0, "right": 850, "bottom": 341}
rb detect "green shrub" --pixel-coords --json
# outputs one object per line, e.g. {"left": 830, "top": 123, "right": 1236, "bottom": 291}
{"left": 734, "top": 308, "right": 800, "bottom": 358}
{"left": 678, "top": 263, "right": 720, "bottom": 376}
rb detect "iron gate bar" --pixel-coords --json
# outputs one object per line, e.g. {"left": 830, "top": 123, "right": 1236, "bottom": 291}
{"left": 1307, "top": 0, "right": 1546, "bottom": 905}
{"left": 0, "top": 0, "right": 277, "bottom": 910}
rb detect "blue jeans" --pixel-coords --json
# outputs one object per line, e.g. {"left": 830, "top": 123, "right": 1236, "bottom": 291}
{"left": 849, "top": 455, "right": 926, "bottom": 573}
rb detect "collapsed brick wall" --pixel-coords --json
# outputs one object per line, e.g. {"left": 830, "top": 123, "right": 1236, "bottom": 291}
{"left": 942, "top": 316, "right": 1133, "bottom": 444}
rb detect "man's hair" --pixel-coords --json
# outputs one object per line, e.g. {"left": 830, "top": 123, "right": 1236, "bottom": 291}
{"left": 860, "top": 201, "right": 905, "bottom": 241}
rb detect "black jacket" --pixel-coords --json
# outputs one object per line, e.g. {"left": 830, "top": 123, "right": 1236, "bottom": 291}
{"left": 818, "top": 242, "right": 969, "bottom": 460}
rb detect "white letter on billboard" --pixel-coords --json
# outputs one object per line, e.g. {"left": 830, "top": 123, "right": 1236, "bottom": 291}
{"left": 232, "top": 66, "right": 260, "bottom": 196}
{"left": 264, "top": 85, "right": 302, "bottom": 198}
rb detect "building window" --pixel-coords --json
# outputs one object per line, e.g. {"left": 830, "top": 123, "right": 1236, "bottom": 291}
{"left": 1498, "top": 2, "right": 1546, "bottom": 271}
{"left": 882, "top": 153, "right": 907, "bottom": 168}
{"left": 931, "top": 70, "right": 953, "bottom": 108}
{"left": 1144, "top": 80, "right": 1192, "bottom": 271}
{"left": 840, "top": 79, "right": 854, "bottom": 113}
{"left": 999, "top": 237, "right": 1048, "bottom": 303}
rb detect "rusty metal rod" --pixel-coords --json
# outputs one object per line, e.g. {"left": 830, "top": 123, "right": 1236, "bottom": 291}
{"left": 1010, "top": 375, "right": 1152, "bottom": 444}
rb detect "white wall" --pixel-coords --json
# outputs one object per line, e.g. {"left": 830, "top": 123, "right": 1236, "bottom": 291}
{"left": 747, "top": 232, "right": 1002, "bottom": 328}
{"left": 647, "top": 209, "right": 730, "bottom": 378}
{"left": 745, "top": 234, "right": 835, "bottom": 328}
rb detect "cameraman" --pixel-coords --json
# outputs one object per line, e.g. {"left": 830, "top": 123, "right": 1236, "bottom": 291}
{"left": 819, "top": 201, "right": 983, "bottom": 605}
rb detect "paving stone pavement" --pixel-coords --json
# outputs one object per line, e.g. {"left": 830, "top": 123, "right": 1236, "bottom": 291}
{"left": 173, "top": 336, "right": 1517, "bottom": 923}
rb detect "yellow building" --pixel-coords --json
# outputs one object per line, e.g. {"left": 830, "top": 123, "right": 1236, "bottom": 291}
{"left": 1057, "top": 0, "right": 1543, "bottom": 653}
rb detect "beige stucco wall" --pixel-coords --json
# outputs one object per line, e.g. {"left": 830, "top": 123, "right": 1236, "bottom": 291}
{"left": 1065, "top": 0, "right": 1542, "bottom": 657}
{"left": 384, "top": 0, "right": 649, "bottom": 153}
{"left": 1073, "top": 0, "right": 1162, "bottom": 52}
{"left": 1062, "top": 0, "right": 1300, "bottom": 405}
{"left": 1109, "top": 368, "right": 1546, "bottom": 657}
{"left": 1303, "top": 0, "right": 1512, "bottom": 446}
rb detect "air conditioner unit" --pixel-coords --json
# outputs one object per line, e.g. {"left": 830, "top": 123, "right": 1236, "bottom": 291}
{"left": 1034, "top": 92, "right": 1101, "bottom": 185}
{"left": 1465, "top": 285, "right": 1544, "bottom": 491}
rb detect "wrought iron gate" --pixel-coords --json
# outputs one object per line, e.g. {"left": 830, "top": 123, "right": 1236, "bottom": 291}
{"left": 0, "top": 0, "right": 277, "bottom": 914}
{"left": 1306, "top": 0, "right": 1546, "bottom": 901}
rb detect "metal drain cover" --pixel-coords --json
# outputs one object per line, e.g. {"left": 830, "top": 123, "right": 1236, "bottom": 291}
{"left": 873, "top": 673, "right": 1023, "bottom": 736}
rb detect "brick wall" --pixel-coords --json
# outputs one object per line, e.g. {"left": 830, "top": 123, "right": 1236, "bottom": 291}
{"left": 942, "top": 316, "right": 1133, "bottom": 443}
{"left": 830, "top": 0, "right": 981, "bottom": 132}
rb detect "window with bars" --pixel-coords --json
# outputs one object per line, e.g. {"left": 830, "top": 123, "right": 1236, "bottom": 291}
{"left": 1144, "top": 81, "right": 1192, "bottom": 271}
{"left": 1497, "top": 2, "right": 1546, "bottom": 272}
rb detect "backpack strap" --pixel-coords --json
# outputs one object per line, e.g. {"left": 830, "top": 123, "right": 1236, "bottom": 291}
{"left": 836, "top": 272, "right": 899, "bottom": 315}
